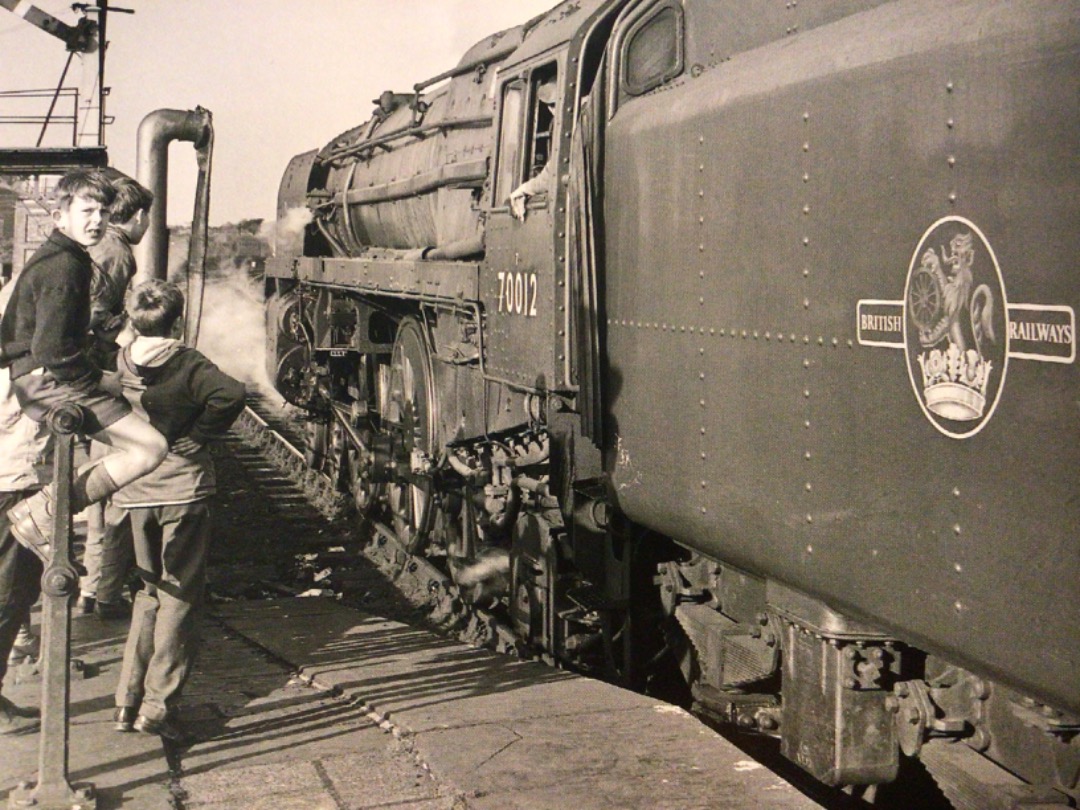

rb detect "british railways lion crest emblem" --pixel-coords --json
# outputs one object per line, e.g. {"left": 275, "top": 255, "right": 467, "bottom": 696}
{"left": 856, "top": 217, "right": 1074, "bottom": 440}
{"left": 903, "top": 217, "right": 1008, "bottom": 438}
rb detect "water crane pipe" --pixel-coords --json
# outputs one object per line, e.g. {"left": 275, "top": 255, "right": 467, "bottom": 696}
{"left": 132, "top": 107, "right": 213, "bottom": 347}
{"left": 133, "top": 107, "right": 213, "bottom": 284}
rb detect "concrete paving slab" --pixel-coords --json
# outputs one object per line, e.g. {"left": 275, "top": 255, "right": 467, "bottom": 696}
{"left": 212, "top": 599, "right": 825, "bottom": 810}
{"left": 0, "top": 606, "right": 459, "bottom": 810}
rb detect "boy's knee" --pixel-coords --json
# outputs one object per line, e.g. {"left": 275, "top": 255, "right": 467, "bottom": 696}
{"left": 136, "top": 431, "right": 169, "bottom": 471}
{"left": 148, "top": 432, "right": 169, "bottom": 466}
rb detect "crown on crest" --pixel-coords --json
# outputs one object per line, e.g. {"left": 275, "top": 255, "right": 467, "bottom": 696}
{"left": 916, "top": 344, "right": 992, "bottom": 421}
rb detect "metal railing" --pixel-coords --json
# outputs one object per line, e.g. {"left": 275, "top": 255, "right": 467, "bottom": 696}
{"left": 0, "top": 87, "right": 82, "bottom": 147}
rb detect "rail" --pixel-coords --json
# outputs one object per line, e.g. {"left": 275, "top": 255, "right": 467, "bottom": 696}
{"left": 231, "top": 396, "right": 521, "bottom": 656}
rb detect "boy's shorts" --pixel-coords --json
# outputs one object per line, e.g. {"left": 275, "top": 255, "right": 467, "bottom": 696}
{"left": 12, "top": 369, "right": 131, "bottom": 436}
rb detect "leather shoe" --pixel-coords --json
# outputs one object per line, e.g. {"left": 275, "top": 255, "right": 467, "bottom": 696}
{"left": 76, "top": 595, "right": 96, "bottom": 615}
{"left": 5, "top": 487, "right": 55, "bottom": 563}
{"left": 133, "top": 713, "right": 190, "bottom": 743}
{"left": 113, "top": 706, "right": 137, "bottom": 732}
{"left": 0, "top": 695, "right": 38, "bottom": 718}
{"left": 94, "top": 600, "right": 131, "bottom": 620}
{"left": 0, "top": 696, "right": 40, "bottom": 735}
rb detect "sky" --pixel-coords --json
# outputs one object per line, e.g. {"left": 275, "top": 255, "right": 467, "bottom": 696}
{"left": 1, "top": 1, "right": 557, "bottom": 225}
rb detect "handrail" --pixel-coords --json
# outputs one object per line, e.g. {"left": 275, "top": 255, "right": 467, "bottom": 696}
{"left": 319, "top": 115, "right": 492, "bottom": 164}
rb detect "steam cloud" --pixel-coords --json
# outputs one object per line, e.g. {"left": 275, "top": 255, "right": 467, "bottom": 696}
{"left": 195, "top": 273, "right": 280, "bottom": 402}
{"left": 261, "top": 207, "right": 313, "bottom": 252}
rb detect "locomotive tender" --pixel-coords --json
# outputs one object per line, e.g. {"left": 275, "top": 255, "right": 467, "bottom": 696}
{"left": 265, "top": 1, "right": 1079, "bottom": 803}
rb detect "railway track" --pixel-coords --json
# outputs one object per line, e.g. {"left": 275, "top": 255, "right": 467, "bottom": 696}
{"left": 231, "top": 391, "right": 523, "bottom": 654}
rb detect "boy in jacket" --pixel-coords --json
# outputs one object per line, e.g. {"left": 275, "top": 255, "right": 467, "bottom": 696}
{"left": 0, "top": 170, "right": 168, "bottom": 562}
{"left": 0, "top": 283, "right": 51, "bottom": 735}
{"left": 111, "top": 280, "right": 245, "bottom": 741}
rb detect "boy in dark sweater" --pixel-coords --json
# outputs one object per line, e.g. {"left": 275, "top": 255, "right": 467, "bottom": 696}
{"left": 0, "top": 171, "right": 168, "bottom": 560}
{"left": 111, "top": 280, "right": 245, "bottom": 741}
{"left": 79, "top": 171, "right": 154, "bottom": 618}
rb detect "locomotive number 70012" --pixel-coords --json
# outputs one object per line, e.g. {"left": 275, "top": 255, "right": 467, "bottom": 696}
{"left": 497, "top": 270, "right": 538, "bottom": 317}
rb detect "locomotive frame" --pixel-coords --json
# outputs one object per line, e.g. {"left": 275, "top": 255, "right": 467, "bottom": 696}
{"left": 264, "top": 1, "right": 1080, "bottom": 805}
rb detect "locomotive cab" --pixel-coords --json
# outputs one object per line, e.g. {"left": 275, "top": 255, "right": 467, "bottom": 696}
{"left": 483, "top": 60, "right": 568, "bottom": 392}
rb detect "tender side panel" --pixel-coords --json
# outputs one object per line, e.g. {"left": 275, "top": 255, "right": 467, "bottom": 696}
{"left": 604, "top": 0, "right": 1080, "bottom": 711}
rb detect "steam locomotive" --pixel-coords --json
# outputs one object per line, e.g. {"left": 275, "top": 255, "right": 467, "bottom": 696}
{"left": 264, "top": 1, "right": 1079, "bottom": 804}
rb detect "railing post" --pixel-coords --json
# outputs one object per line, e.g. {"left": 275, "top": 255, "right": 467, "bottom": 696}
{"left": 9, "top": 403, "right": 96, "bottom": 810}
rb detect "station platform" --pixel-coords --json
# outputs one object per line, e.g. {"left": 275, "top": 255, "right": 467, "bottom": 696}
{"left": 1, "top": 598, "right": 824, "bottom": 809}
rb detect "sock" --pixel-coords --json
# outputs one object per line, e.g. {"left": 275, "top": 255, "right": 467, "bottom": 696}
{"left": 71, "top": 464, "right": 120, "bottom": 514}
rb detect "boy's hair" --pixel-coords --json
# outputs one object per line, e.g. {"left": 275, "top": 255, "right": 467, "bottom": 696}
{"left": 127, "top": 280, "right": 185, "bottom": 337}
{"left": 103, "top": 169, "right": 154, "bottom": 223}
{"left": 54, "top": 170, "right": 115, "bottom": 211}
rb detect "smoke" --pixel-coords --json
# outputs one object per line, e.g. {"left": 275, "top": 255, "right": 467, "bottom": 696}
{"left": 194, "top": 273, "right": 279, "bottom": 402}
{"left": 262, "top": 207, "right": 313, "bottom": 254}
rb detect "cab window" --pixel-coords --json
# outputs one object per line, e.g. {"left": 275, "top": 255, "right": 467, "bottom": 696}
{"left": 622, "top": 2, "right": 683, "bottom": 96}
{"left": 494, "top": 81, "right": 524, "bottom": 206}
{"left": 525, "top": 66, "right": 558, "bottom": 183}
